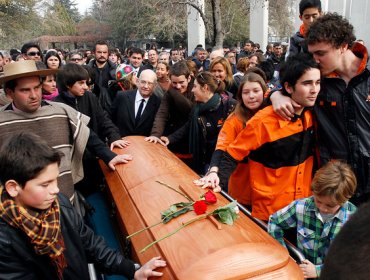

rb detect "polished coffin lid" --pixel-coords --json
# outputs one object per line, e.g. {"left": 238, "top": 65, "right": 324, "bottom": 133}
{"left": 100, "top": 136, "right": 303, "bottom": 279}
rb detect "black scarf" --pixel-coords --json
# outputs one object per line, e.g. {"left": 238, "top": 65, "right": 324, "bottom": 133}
{"left": 189, "top": 93, "right": 221, "bottom": 173}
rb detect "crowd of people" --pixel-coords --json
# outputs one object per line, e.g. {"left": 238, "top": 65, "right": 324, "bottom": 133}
{"left": 0, "top": 0, "right": 369, "bottom": 278}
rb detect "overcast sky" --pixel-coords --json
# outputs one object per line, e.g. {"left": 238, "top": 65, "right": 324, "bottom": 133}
{"left": 76, "top": 0, "right": 92, "bottom": 14}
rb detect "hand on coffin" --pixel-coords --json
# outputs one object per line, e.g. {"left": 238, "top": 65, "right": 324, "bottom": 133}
{"left": 144, "top": 136, "right": 167, "bottom": 146}
{"left": 108, "top": 154, "right": 133, "bottom": 170}
{"left": 299, "top": 259, "right": 317, "bottom": 279}
{"left": 134, "top": 256, "right": 166, "bottom": 280}
{"left": 110, "top": 139, "right": 130, "bottom": 150}
{"left": 193, "top": 171, "right": 221, "bottom": 192}
{"left": 270, "top": 90, "right": 300, "bottom": 121}
{"left": 159, "top": 136, "right": 170, "bottom": 146}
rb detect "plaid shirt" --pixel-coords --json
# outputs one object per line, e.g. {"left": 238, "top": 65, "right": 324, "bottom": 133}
{"left": 268, "top": 196, "right": 356, "bottom": 276}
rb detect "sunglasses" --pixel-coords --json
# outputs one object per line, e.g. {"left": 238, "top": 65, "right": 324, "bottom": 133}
{"left": 70, "top": 57, "right": 82, "bottom": 61}
{"left": 27, "top": 51, "right": 41, "bottom": 57}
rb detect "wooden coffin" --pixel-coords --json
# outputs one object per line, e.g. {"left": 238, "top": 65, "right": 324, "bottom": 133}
{"left": 100, "top": 136, "right": 303, "bottom": 279}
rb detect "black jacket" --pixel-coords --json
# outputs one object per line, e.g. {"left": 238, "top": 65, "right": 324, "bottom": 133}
{"left": 0, "top": 194, "right": 136, "bottom": 280}
{"left": 87, "top": 59, "right": 116, "bottom": 91}
{"left": 54, "top": 90, "right": 121, "bottom": 145}
{"left": 287, "top": 30, "right": 308, "bottom": 58}
{"left": 168, "top": 93, "right": 236, "bottom": 173}
{"left": 111, "top": 90, "right": 161, "bottom": 137}
{"left": 314, "top": 53, "right": 370, "bottom": 202}
{"left": 267, "top": 53, "right": 284, "bottom": 71}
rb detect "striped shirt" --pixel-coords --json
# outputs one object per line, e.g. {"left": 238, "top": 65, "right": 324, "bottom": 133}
{"left": 0, "top": 101, "right": 90, "bottom": 199}
{"left": 268, "top": 196, "right": 357, "bottom": 276}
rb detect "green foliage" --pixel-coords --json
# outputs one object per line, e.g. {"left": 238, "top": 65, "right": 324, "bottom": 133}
{"left": 43, "top": 2, "right": 77, "bottom": 36}
{"left": 54, "top": 0, "right": 81, "bottom": 22}
{"left": 213, "top": 200, "right": 239, "bottom": 225}
{"left": 161, "top": 202, "right": 193, "bottom": 224}
{"left": 0, "top": 0, "right": 42, "bottom": 49}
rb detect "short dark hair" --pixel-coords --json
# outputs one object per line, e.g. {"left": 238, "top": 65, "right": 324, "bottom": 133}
{"left": 93, "top": 40, "right": 109, "bottom": 51}
{"left": 299, "top": 0, "right": 322, "bottom": 16}
{"left": 320, "top": 203, "right": 370, "bottom": 280}
{"left": 128, "top": 47, "right": 144, "bottom": 58}
{"left": 57, "top": 63, "right": 89, "bottom": 91}
{"left": 257, "top": 60, "right": 275, "bottom": 82}
{"left": 279, "top": 53, "right": 319, "bottom": 95}
{"left": 0, "top": 132, "right": 61, "bottom": 187}
{"left": 44, "top": 50, "right": 62, "bottom": 69}
{"left": 248, "top": 52, "right": 265, "bottom": 64}
{"left": 170, "top": 48, "right": 179, "bottom": 56}
{"left": 21, "top": 42, "right": 41, "bottom": 54}
{"left": 306, "top": 13, "right": 356, "bottom": 48}
{"left": 195, "top": 48, "right": 206, "bottom": 55}
{"left": 169, "top": 60, "right": 191, "bottom": 78}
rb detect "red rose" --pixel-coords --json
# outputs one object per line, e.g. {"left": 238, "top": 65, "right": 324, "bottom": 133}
{"left": 204, "top": 190, "right": 217, "bottom": 204}
{"left": 193, "top": 200, "right": 207, "bottom": 215}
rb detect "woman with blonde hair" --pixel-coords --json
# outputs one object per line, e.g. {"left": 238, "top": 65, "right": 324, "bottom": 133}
{"left": 209, "top": 56, "right": 238, "bottom": 97}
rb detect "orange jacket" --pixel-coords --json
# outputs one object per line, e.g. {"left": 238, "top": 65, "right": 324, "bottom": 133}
{"left": 227, "top": 106, "right": 314, "bottom": 221}
{"left": 216, "top": 113, "right": 251, "bottom": 205}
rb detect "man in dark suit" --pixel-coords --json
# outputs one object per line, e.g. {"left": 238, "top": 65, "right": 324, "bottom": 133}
{"left": 111, "top": 69, "right": 161, "bottom": 137}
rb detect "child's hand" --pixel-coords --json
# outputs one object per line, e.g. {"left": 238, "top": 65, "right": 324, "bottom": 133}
{"left": 299, "top": 259, "right": 317, "bottom": 278}
{"left": 134, "top": 256, "right": 166, "bottom": 279}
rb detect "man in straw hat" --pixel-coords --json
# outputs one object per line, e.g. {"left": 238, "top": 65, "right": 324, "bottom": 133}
{"left": 0, "top": 60, "right": 133, "bottom": 200}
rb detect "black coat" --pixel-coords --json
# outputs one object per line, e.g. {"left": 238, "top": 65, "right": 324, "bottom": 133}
{"left": 111, "top": 90, "right": 161, "bottom": 137}
{"left": 54, "top": 90, "right": 121, "bottom": 145}
{"left": 0, "top": 194, "right": 136, "bottom": 280}
{"left": 87, "top": 59, "right": 116, "bottom": 91}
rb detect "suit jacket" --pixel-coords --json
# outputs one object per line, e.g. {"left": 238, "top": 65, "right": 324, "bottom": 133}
{"left": 111, "top": 90, "right": 161, "bottom": 137}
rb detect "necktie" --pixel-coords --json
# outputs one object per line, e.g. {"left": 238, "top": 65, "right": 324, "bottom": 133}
{"left": 135, "top": 99, "right": 145, "bottom": 126}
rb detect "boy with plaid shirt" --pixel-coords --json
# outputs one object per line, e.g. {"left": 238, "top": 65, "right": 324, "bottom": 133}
{"left": 268, "top": 161, "right": 357, "bottom": 278}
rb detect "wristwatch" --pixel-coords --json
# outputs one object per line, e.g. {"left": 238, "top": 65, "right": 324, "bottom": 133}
{"left": 134, "top": 263, "right": 141, "bottom": 271}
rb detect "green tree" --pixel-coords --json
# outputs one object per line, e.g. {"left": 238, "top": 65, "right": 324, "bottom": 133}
{"left": 42, "top": 2, "right": 77, "bottom": 36}
{"left": 0, "top": 0, "right": 42, "bottom": 49}
{"left": 54, "top": 0, "right": 81, "bottom": 22}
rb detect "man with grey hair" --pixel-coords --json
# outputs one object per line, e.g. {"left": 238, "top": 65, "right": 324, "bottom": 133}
{"left": 111, "top": 69, "right": 161, "bottom": 137}
{"left": 159, "top": 51, "right": 170, "bottom": 64}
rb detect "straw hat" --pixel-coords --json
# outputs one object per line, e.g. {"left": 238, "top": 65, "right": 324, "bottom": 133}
{"left": 0, "top": 60, "right": 58, "bottom": 84}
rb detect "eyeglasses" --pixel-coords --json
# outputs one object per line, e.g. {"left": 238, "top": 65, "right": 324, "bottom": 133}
{"left": 139, "top": 80, "right": 155, "bottom": 87}
{"left": 27, "top": 51, "right": 41, "bottom": 57}
{"left": 70, "top": 58, "right": 82, "bottom": 61}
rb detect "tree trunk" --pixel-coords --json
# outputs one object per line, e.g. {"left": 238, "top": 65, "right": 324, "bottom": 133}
{"left": 212, "top": 0, "right": 224, "bottom": 47}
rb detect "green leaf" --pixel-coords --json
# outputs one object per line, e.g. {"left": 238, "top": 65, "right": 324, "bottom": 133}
{"left": 217, "top": 210, "right": 234, "bottom": 225}
{"left": 163, "top": 206, "right": 192, "bottom": 224}
{"left": 213, "top": 201, "right": 239, "bottom": 225}
{"left": 161, "top": 202, "right": 194, "bottom": 224}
